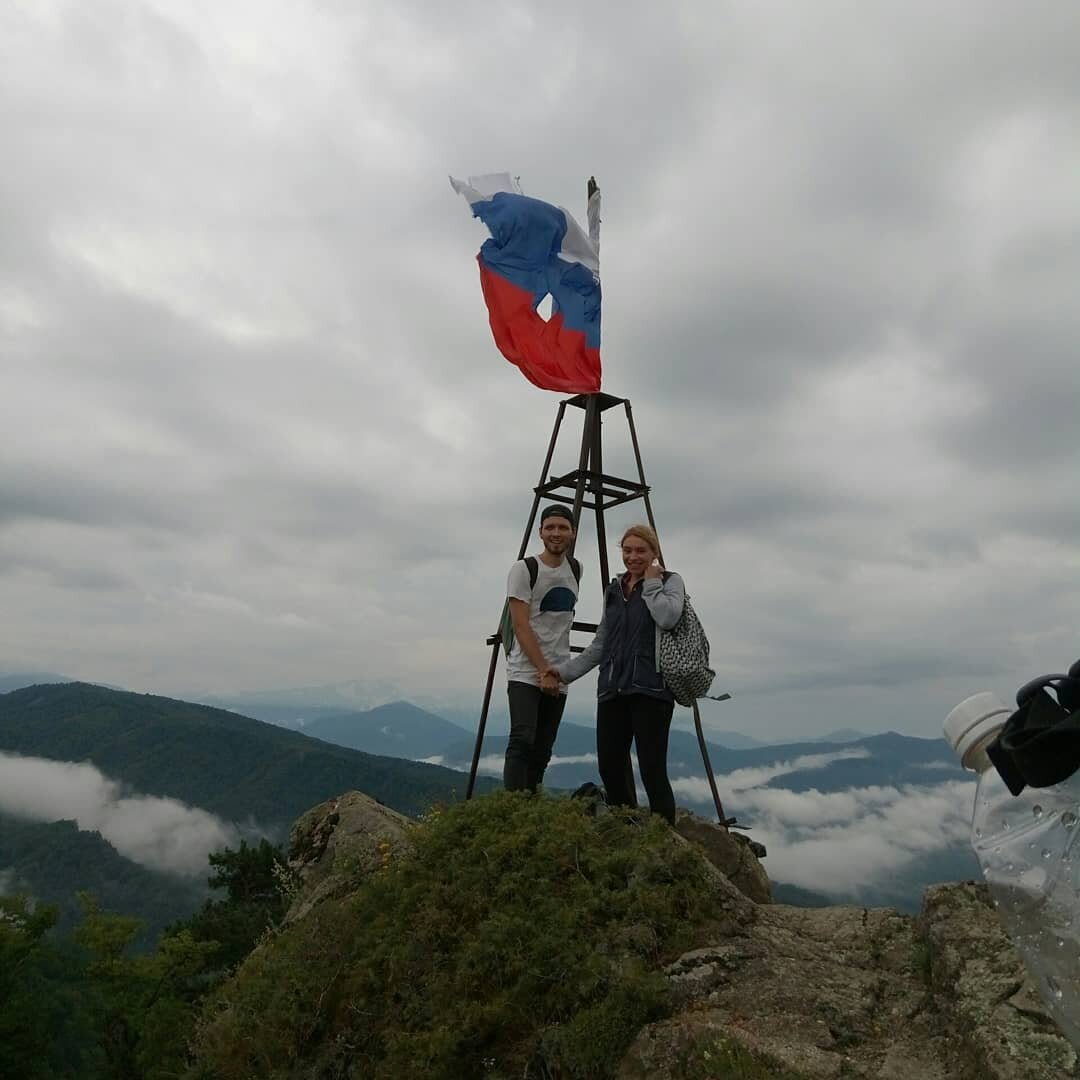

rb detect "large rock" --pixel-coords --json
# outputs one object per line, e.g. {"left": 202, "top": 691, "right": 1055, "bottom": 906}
{"left": 621, "top": 903, "right": 954, "bottom": 1079}
{"left": 279, "top": 793, "right": 1078, "bottom": 1079}
{"left": 284, "top": 790, "right": 413, "bottom": 922}
{"left": 921, "top": 882, "right": 1078, "bottom": 1079}
{"left": 674, "top": 808, "right": 771, "bottom": 904}
{"left": 620, "top": 884, "right": 1079, "bottom": 1080}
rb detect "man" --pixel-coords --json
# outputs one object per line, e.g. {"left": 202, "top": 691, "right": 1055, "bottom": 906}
{"left": 503, "top": 505, "right": 581, "bottom": 791}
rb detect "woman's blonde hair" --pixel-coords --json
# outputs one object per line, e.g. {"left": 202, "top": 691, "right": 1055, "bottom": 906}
{"left": 620, "top": 523, "right": 660, "bottom": 554}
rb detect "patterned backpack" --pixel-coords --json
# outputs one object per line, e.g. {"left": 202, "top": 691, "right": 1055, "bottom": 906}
{"left": 657, "top": 584, "right": 716, "bottom": 707}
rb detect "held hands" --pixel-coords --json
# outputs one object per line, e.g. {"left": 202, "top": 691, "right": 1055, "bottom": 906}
{"left": 539, "top": 667, "right": 561, "bottom": 696}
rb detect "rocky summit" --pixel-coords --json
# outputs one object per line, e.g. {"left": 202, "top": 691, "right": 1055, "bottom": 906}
{"left": 196, "top": 791, "right": 1078, "bottom": 1079}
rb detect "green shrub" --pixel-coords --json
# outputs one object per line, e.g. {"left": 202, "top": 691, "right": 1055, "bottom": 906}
{"left": 191, "top": 792, "right": 730, "bottom": 1079}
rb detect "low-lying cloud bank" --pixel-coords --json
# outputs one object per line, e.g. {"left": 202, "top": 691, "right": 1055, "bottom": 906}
{"left": 738, "top": 780, "right": 974, "bottom": 896}
{"left": 717, "top": 748, "right": 872, "bottom": 793}
{"left": 672, "top": 769, "right": 975, "bottom": 897}
{"left": 0, "top": 751, "right": 240, "bottom": 877}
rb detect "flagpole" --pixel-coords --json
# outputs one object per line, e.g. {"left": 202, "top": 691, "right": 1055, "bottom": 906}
{"left": 583, "top": 174, "right": 635, "bottom": 806}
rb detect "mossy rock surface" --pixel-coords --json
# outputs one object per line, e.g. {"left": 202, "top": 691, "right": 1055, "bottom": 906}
{"left": 191, "top": 792, "right": 750, "bottom": 1080}
{"left": 190, "top": 797, "right": 1080, "bottom": 1080}
{"left": 284, "top": 791, "right": 414, "bottom": 922}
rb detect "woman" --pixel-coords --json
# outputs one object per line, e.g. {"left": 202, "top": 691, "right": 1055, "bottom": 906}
{"left": 549, "top": 524, "right": 685, "bottom": 824}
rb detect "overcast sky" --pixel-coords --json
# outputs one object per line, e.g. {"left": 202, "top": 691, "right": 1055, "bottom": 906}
{"left": 3, "top": 1, "right": 1079, "bottom": 742}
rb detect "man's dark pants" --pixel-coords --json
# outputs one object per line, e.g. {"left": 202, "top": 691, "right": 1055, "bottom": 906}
{"left": 504, "top": 681, "right": 567, "bottom": 791}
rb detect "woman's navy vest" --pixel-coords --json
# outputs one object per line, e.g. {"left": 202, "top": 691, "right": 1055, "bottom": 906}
{"left": 595, "top": 578, "right": 673, "bottom": 703}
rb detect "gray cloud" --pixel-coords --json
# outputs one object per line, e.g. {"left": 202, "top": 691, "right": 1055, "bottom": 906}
{"left": 0, "top": 752, "right": 241, "bottom": 876}
{"left": 735, "top": 780, "right": 975, "bottom": 896}
{"left": 671, "top": 750, "right": 841, "bottom": 802}
{"left": 2, "top": 2, "right": 1079, "bottom": 739}
{"left": 672, "top": 749, "right": 976, "bottom": 897}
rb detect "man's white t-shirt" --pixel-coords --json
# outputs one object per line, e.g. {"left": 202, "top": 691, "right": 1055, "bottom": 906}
{"left": 506, "top": 556, "right": 580, "bottom": 689}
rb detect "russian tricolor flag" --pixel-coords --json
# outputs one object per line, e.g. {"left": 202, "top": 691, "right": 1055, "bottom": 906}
{"left": 451, "top": 173, "right": 602, "bottom": 394}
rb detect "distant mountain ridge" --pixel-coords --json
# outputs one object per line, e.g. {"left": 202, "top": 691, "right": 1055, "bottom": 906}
{"left": 198, "top": 680, "right": 777, "bottom": 749}
{"left": 0, "top": 683, "right": 496, "bottom": 831}
{"left": 299, "top": 702, "right": 472, "bottom": 757}
{"left": 431, "top": 721, "right": 966, "bottom": 795}
{"left": 209, "top": 697, "right": 473, "bottom": 756}
{"left": 0, "top": 682, "right": 978, "bottom": 928}
{"left": 816, "top": 727, "right": 867, "bottom": 744}
{"left": 0, "top": 683, "right": 500, "bottom": 943}
{"left": 4, "top": 672, "right": 868, "bottom": 748}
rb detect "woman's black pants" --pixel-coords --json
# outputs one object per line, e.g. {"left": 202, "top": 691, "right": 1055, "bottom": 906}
{"left": 596, "top": 694, "right": 676, "bottom": 824}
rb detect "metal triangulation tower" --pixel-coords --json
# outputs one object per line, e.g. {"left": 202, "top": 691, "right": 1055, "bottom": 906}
{"left": 465, "top": 391, "right": 731, "bottom": 825}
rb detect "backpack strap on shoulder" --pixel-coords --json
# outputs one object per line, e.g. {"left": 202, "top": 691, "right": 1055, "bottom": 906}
{"left": 527, "top": 555, "right": 581, "bottom": 588}
{"left": 525, "top": 556, "right": 539, "bottom": 590}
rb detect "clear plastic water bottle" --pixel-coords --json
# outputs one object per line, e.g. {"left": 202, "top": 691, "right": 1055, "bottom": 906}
{"left": 945, "top": 692, "right": 1080, "bottom": 1048}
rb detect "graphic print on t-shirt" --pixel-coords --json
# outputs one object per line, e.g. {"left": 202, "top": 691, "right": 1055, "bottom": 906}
{"left": 539, "top": 586, "right": 576, "bottom": 612}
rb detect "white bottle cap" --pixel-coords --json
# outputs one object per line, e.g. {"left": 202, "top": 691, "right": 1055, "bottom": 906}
{"left": 944, "top": 692, "right": 1012, "bottom": 771}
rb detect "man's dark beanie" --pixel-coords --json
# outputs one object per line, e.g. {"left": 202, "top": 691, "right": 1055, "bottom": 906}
{"left": 541, "top": 505, "right": 575, "bottom": 525}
